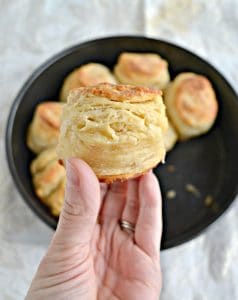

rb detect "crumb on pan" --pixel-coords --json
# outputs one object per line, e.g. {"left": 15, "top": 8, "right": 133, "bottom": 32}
{"left": 166, "top": 189, "right": 176, "bottom": 199}
{"left": 204, "top": 195, "right": 214, "bottom": 207}
{"left": 167, "top": 165, "right": 176, "bottom": 173}
{"left": 211, "top": 202, "right": 219, "bottom": 213}
{"left": 185, "top": 183, "right": 200, "bottom": 198}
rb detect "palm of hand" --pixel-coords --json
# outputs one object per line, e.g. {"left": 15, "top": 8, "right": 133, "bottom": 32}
{"left": 94, "top": 221, "right": 160, "bottom": 300}
{"left": 92, "top": 181, "right": 161, "bottom": 300}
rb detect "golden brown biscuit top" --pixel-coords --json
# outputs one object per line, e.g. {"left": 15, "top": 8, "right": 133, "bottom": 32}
{"left": 117, "top": 52, "right": 167, "bottom": 78}
{"left": 175, "top": 74, "right": 218, "bottom": 127}
{"left": 68, "top": 83, "right": 162, "bottom": 103}
{"left": 36, "top": 102, "right": 63, "bottom": 129}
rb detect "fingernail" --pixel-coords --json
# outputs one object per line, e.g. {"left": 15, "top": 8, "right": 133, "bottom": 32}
{"left": 66, "top": 159, "right": 80, "bottom": 187}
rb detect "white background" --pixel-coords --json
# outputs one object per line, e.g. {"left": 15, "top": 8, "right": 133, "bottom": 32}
{"left": 0, "top": 0, "right": 238, "bottom": 299}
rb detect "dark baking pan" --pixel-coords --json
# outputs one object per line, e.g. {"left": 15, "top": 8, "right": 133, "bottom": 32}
{"left": 6, "top": 36, "right": 238, "bottom": 249}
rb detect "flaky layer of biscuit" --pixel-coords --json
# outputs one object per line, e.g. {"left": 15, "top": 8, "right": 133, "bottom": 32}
{"left": 98, "top": 164, "right": 157, "bottom": 183}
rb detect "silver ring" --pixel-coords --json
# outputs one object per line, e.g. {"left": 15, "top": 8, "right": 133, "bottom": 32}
{"left": 120, "top": 220, "right": 135, "bottom": 233}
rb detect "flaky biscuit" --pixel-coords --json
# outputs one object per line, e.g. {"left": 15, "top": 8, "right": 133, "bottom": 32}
{"left": 164, "top": 73, "right": 218, "bottom": 140}
{"left": 30, "top": 148, "right": 66, "bottom": 216}
{"left": 60, "top": 63, "right": 117, "bottom": 102}
{"left": 57, "top": 83, "right": 168, "bottom": 182}
{"left": 27, "top": 102, "right": 63, "bottom": 154}
{"left": 114, "top": 52, "right": 170, "bottom": 89}
{"left": 45, "top": 179, "right": 65, "bottom": 216}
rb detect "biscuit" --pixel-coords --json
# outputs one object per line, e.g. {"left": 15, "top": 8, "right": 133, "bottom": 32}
{"left": 57, "top": 83, "right": 168, "bottom": 182}
{"left": 163, "top": 121, "right": 178, "bottom": 152}
{"left": 60, "top": 63, "right": 116, "bottom": 102}
{"left": 27, "top": 102, "right": 63, "bottom": 153}
{"left": 164, "top": 73, "right": 218, "bottom": 140}
{"left": 45, "top": 179, "right": 65, "bottom": 216}
{"left": 30, "top": 147, "right": 65, "bottom": 216}
{"left": 114, "top": 52, "right": 170, "bottom": 89}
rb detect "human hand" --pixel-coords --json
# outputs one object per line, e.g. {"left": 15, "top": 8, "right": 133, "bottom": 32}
{"left": 26, "top": 159, "right": 162, "bottom": 300}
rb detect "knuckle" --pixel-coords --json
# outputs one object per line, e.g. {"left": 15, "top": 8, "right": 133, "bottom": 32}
{"left": 109, "top": 182, "right": 127, "bottom": 194}
{"left": 128, "top": 198, "right": 138, "bottom": 213}
{"left": 63, "top": 198, "right": 83, "bottom": 217}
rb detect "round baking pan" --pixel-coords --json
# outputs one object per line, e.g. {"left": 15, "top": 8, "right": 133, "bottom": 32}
{"left": 6, "top": 36, "right": 238, "bottom": 249}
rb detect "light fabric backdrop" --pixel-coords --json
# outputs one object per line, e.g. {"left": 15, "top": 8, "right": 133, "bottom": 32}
{"left": 0, "top": 0, "right": 237, "bottom": 299}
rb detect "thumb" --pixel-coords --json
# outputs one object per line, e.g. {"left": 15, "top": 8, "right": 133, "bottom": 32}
{"left": 53, "top": 158, "right": 101, "bottom": 247}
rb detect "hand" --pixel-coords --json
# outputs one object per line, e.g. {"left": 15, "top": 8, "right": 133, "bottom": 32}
{"left": 26, "top": 159, "right": 162, "bottom": 300}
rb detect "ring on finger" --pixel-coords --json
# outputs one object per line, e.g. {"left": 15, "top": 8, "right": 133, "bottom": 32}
{"left": 119, "top": 220, "right": 135, "bottom": 233}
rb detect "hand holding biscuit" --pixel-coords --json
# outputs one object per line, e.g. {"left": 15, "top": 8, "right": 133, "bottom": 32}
{"left": 26, "top": 159, "right": 162, "bottom": 300}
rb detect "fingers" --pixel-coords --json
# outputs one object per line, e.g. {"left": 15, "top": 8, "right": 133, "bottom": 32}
{"left": 53, "top": 158, "right": 101, "bottom": 247}
{"left": 135, "top": 172, "right": 162, "bottom": 256}
{"left": 99, "top": 181, "right": 127, "bottom": 223}
{"left": 121, "top": 178, "right": 139, "bottom": 226}
{"left": 100, "top": 183, "right": 108, "bottom": 201}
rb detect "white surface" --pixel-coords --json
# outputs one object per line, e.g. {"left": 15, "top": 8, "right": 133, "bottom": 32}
{"left": 0, "top": 0, "right": 238, "bottom": 299}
